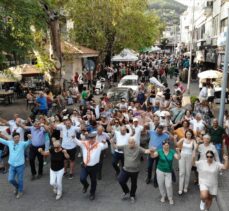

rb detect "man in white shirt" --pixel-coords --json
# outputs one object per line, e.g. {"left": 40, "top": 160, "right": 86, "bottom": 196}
{"left": 112, "top": 126, "right": 133, "bottom": 176}
{"left": 132, "top": 118, "right": 143, "bottom": 146}
{"left": 190, "top": 113, "right": 206, "bottom": 135}
{"left": 55, "top": 119, "right": 79, "bottom": 179}
{"left": 73, "top": 133, "right": 108, "bottom": 200}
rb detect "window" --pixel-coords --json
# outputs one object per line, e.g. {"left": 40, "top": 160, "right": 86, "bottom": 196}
{"left": 220, "top": 18, "right": 228, "bottom": 33}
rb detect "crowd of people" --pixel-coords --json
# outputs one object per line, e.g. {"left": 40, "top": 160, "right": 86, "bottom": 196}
{"left": 0, "top": 53, "right": 228, "bottom": 211}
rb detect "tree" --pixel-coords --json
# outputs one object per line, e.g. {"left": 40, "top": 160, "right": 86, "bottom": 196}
{"left": 0, "top": 0, "right": 46, "bottom": 69}
{"left": 65, "top": 0, "right": 164, "bottom": 65}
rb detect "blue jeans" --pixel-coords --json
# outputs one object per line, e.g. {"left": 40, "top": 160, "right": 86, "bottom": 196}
{"left": 215, "top": 143, "right": 222, "bottom": 162}
{"left": 80, "top": 163, "right": 99, "bottom": 195}
{"left": 8, "top": 164, "right": 25, "bottom": 192}
{"left": 0, "top": 150, "right": 3, "bottom": 163}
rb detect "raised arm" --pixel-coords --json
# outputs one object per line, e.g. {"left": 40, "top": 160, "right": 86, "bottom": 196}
{"left": 174, "top": 148, "right": 181, "bottom": 160}
{"left": 0, "top": 137, "right": 9, "bottom": 146}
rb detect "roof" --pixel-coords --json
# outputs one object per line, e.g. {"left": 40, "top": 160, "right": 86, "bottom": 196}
{"left": 8, "top": 64, "right": 42, "bottom": 75}
{"left": 61, "top": 41, "right": 99, "bottom": 57}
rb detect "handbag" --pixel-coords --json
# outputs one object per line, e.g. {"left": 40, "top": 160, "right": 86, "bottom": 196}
{"left": 163, "top": 151, "right": 176, "bottom": 183}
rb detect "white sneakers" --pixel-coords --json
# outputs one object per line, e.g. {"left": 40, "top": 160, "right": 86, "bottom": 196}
{"left": 200, "top": 200, "right": 206, "bottom": 210}
{"left": 53, "top": 187, "right": 62, "bottom": 200}
{"left": 53, "top": 188, "right": 57, "bottom": 194}
{"left": 160, "top": 196, "right": 174, "bottom": 205}
{"left": 160, "top": 197, "right": 165, "bottom": 203}
{"left": 56, "top": 194, "right": 62, "bottom": 200}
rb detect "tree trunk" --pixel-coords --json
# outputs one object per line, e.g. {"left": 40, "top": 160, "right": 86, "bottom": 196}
{"left": 40, "top": 1, "right": 62, "bottom": 94}
{"left": 104, "top": 32, "right": 115, "bottom": 66}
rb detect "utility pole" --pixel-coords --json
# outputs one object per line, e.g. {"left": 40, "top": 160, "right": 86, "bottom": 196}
{"left": 218, "top": 9, "right": 229, "bottom": 126}
{"left": 187, "top": 0, "right": 195, "bottom": 94}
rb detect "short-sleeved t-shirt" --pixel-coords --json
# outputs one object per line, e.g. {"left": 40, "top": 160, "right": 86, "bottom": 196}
{"left": 118, "top": 145, "right": 145, "bottom": 172}
{"left": 49, "top": 148, "right": 65, "bottom": 171}
{"left": 157, "top": 149, "right": 175, "bottom": 173}
{"left": 208, "top": 126, "right": 225, "bottom": 145}
{"left": 81, "top": 91, "right": 88, "bottom": 100}
{"left": 148, "top": 130, "right": 169, "bottom": 150}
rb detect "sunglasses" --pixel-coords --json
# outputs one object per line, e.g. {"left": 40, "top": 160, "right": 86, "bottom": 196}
{"left": 206, "top": 155, "right": 213, "bottom": 159}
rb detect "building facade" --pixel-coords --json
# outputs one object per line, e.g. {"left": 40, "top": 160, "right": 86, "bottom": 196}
{"left": 179, "top": 0, "right": 229, "bottom": 69}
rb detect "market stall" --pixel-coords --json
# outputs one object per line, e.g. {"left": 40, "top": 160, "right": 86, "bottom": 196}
{"left": 198, "top": 70, "right": 229, "bottom": 103}
{"left": 111, "top": 49, "right": 138, "bottom": 62}
{"left": 8, "top": 64, "right": 45, "bottom": 91}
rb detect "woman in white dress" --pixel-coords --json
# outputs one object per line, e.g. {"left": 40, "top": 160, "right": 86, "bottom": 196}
{"left": 196, "top": 150, "right": 228, "bottom": 211}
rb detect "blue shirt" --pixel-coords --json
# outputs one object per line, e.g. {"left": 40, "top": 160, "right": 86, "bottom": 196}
{"left": 29, "top": 126, "right": 46, "bottom": 147}
{"left": 36, "top": 96, "right": 47, "bottom": 110}
{"left": 0, "top": 138, "right": 31, "bottom": 167}
{"left": 148, "top": 130, "right": 169, "bottom": 150}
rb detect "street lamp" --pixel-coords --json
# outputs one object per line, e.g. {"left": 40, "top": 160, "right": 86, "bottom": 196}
{"left": 187, "top": 0, "right": 195, "bottom": 94}
{"left": 218, "top": 8, "right": 229, "bottom": 126}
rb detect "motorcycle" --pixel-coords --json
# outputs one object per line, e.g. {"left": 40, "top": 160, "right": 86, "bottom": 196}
{"left": 94, "top": 77, "right": 106, "bottom": 95}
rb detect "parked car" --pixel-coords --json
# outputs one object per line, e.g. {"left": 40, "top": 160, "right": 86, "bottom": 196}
{"left": 107, "top": 87, "right": 134, "bottom": 104}
{"left": 118, "top": 75, "right": 139, "bottom": 92}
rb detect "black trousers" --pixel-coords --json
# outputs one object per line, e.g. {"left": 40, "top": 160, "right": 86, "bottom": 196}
{"left": 29, "top": 145, "right": 45, "bottom": 176}
{"left": 112, "top": 152, "right": 124, "bottom": 175}
{"left": 98, "top": 151, "right": 104, "bottom": 178}
{"left": 80, "top": 163, "right": 99, "bottom": 195}
{"left": 147, "top": 156, "right": 158, "bottom": 183}
{"left": 118, "top": 169, "right": 139, "bottom": 197}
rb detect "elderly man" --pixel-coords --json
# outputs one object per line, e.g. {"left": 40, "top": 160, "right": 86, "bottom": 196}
{"left": 73, "top": 133, "right": 108, "bottom": 200}
{"left": 190, "top": 113, "right": 206, "bottom": 136}
{"left": 20, "top": 120, "right": 49, "bottom": 180}
{"left": 208, "top": 119, "right": 225, "bottom": 162}
{"left": 96, "top": 126, "right": 110, "bottom": 180}
{"left": 0, "top": 132, "right": 31, "bottom": 199}
{"left": 111, "top": 137, "right": 152, "bottom": 203}
{"left": 112, "top": 125, "right": 133, "bottom": 176}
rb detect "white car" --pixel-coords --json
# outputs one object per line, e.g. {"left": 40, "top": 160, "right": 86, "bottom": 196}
{"left": 118, "top": 75, "right": 139, "bottom": 92}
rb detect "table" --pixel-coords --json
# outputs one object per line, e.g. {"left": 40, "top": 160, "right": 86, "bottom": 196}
{"left": 0, "top": 91, "right": 14, "bottom": 104}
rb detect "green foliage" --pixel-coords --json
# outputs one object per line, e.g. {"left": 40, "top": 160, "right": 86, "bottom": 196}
{"left": 0, "top": 0, "right": 47, "bottom": 68}
{"left": 190, "top": 95, "right": 199, "bottom": 105}
{"left": 65, "top": 0, "right": 163, "bottom": 62}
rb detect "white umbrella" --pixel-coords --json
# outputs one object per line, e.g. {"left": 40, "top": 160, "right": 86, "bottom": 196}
{"left": 198, "top": 70, "right": 223, "bottom": 79}
{"left": 149, "top": 77, "right": 165, "bottom": 88}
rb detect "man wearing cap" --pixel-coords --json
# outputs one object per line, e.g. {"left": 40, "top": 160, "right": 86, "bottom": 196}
{"left": 146, "top": 125, "right": 170, "bottom": 185}
{"left": 73, "top": 133, "right": 108, "bottom": 200}
{"left": 54, "top": 118, "right": 80, "bottom": 179}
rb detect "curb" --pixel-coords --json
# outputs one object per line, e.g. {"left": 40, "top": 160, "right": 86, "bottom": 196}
{"left": 216, "top": 189, "right": 229, "bottom": 211}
